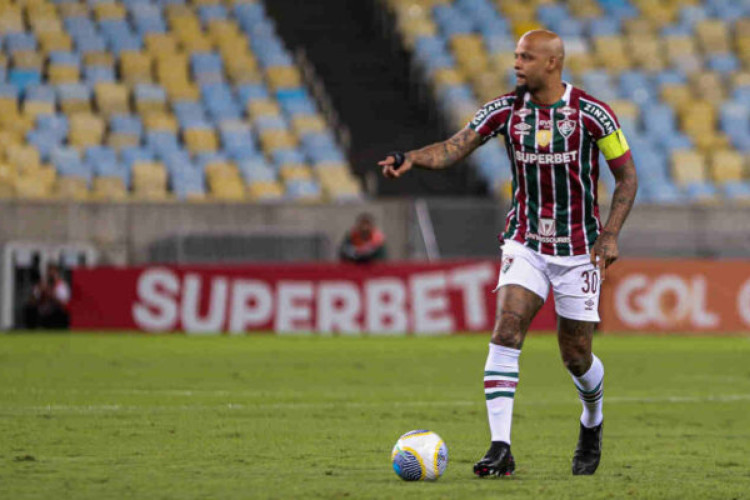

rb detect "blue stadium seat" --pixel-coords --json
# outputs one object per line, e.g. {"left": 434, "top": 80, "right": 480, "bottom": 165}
{"left": 237, "top": 83, "right": 270, "bottom": 106}
{"left": 84, "top": 65, "right": 116, "bottom": 84}
{"left": 36, "top": 114, "right": 69, "bottom": 140}
{"left": 110, "top": 114, "right": 143, "bottom": 137}
{"left": 121, "top": 146, "right": 154, "bottom": 168}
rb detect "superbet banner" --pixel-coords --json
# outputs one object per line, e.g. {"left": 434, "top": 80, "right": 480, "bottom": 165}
{"left": 70, "top": 262, "right": 558, "bottom": 334}
{"left": 70, "top": 260, "right": 750, "bottom": 334}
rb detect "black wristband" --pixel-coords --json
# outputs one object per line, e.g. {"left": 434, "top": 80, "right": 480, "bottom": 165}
{"left": 387, "top": 151, "right": 406, "bottom": 169}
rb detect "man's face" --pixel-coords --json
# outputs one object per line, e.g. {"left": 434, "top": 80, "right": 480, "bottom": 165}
{"left": 358, "top": 220, "right": 373, "bottom": 237}
{"left": 514, "top": 37, "right": 549, "bottom": 92}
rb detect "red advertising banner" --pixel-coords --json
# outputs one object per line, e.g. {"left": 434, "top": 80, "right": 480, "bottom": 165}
{"left": 599, "top": 260, "right": 750, "bottom": 333}
{"left": 71, "top": 260, "right": 750, "bottom": 334}
{"left": 70, "top": 261, "right": 558, "bottom": 334}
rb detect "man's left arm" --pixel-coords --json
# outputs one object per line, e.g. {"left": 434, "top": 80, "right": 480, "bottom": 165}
{"left": 591, "top": 157, "right": 638, "bottom": 281}
{"left": 590, "top": 125, "right": 638, "bottom": 281}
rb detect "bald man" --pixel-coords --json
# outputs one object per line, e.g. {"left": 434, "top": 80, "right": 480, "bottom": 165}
{"left": 379, "top": 30, "right": 638, "bottom": 477}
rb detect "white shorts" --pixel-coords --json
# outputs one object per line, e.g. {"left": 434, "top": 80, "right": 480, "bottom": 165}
{"left": 496, "top": 240, "right": 601, "bottom": 322}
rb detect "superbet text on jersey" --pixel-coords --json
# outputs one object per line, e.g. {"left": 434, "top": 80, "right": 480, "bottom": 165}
{"left": 468, "top": 83, "right": 632, "bottom": 257}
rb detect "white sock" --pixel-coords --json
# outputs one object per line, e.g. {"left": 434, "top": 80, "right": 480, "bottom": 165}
{"left": 569, "top": 354, "right": 604, "bottom": 428}
{"left": 484, "top": 343, "right": 520, "bottom": 444}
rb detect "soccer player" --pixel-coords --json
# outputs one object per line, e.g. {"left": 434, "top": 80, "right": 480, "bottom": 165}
{"left": 379, "top": 30, "right": 638, "bottom": 476}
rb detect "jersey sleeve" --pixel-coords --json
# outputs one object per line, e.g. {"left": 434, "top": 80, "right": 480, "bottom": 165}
{"left": 581, "top": 99, "right": 632, "bottom": 169}
{"left": 467, "top": 96, "right": 514, "bottom": 140}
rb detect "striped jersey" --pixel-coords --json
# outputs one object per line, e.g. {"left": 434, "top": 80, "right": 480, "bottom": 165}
{"left": 468, "top": 82, "right": 632, "bottom": 257}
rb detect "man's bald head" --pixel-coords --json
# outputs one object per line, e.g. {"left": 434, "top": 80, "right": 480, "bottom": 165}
{"left": 514, "top": 30, "right": 565, "bottom": 93}
{"left": 519, "top": 30, "right": 565, "bottom": 68}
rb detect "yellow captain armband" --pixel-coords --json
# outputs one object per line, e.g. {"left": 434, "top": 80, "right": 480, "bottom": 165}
{"left": 597, "top": 129, "right": 630, "bottom": 161}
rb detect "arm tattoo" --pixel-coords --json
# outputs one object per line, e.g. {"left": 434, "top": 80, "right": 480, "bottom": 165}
{"left": 405, "top": 128, "right": 483, "bottom": 170}
{"left": 602, "top": 159, "right": 638, "bottom": 237}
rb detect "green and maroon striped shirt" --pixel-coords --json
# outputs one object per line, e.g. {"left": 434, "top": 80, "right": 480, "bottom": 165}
{"left": 468, "top": 83, "right": 631, "bottom": 256}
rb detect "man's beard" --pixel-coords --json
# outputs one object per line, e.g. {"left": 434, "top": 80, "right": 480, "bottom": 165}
{"left": 514, "top": 83, "right": 529, "bottom": 98}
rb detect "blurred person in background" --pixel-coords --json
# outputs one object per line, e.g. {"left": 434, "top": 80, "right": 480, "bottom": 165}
{"left": 339, "top": 212, "right": 387, "bottom": 264}
{"left": 380, "top": 30, "right": 638, "bottom": 478}
{"left": 23, "top": 263, "right": 71, "bottom": 329}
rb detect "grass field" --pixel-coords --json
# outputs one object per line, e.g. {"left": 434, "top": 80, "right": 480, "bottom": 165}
{"left": 1, "top": 333, "right": 749, "bottom": 499}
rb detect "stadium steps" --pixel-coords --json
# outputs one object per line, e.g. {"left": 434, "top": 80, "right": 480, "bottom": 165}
{"left": 264, "top": 0, "right": 487, "bottom": 196}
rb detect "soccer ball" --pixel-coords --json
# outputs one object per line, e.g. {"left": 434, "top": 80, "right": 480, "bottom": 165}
{"left": 391, "top": 430, "right": 448, "bottom": 481}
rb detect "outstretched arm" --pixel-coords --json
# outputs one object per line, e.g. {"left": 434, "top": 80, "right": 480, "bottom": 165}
{"left": 379, "top": 128, "right": 484, "bottom": 179}
{"left": 589, "top": 158, "right": 638, "bottom": 281}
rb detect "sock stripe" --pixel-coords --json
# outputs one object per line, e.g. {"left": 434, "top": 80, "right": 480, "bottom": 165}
{"left": 484, "top": 370, "right": 519, "bottom": 378}
{"left": 484, "top": 380, "right": 518, "bottom": 389}
{"left": 485, "top": 391, "right": 515, "bottom": 400}
{"left": 575, "top": 379, "right": 602, "bottom": 396}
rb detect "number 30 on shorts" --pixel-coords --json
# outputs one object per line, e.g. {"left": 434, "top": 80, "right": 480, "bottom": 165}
{"left": 581, "top": 270, "right": 599, "bottom": 293}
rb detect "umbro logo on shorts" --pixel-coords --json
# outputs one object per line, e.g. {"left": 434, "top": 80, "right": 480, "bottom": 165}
{"left": 502, "top": 256, "right": 515, "bottom": 274}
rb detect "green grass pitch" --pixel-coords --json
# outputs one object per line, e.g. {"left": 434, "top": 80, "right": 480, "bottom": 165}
{"left": 1, "top": 333, "right": 749, "bottom": 499}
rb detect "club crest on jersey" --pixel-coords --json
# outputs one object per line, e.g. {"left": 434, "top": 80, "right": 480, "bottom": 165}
{"left": 502, "top": 255, "right": 514, "bottom": 273}
{"left": 557, "top": 119, "right": 576, "bottom": 138}
{"left": 539, "top": 218, "right": 556, "bottom": 237}
{"left": 536, "top": 129, "right": 552, "bottom": 147}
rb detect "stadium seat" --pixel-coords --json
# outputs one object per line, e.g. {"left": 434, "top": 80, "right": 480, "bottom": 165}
{"left": 671, "top": 150, "right": 708, "bottom": 186}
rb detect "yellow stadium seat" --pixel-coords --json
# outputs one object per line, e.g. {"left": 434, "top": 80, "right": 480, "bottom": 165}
{"left": 95, "top": 83, "right": 130, "bottom": 116}
{"left": 0, "top": 112, "right": 33, "bottom": 139}
{"left": 0, "top": 162, "right": 16, "bottom": 197}
{"left": 431, "top": 68, "right": 465, "bottom": 89}
{"left": 92, "top": 177, "right": 128, "bottom": 201}
{"left": 144, "top": 33, "right": 179, "bottom": 57}
{"left": 6, "top": 144, "right": 41, "bottom": 173}
{"left": 608, "top": 100, "right": 639, "bottom": 125}
{"left": 266, "top": 66, "right": 303, "bottom": 90}
{"left": 69, "top": 113, "right": 105, "bottom": 148}
{"left": 12, "top": 51, "right": 43, "bottom": 70}
{"left": 247, "top": 180, "right": 283, "bottom": 201}
{"left": 661, "top": 83, "right": 693, "bottom": 110}
{"left": 664, "top": 36, "right": 699, "bottom": 68}
{"left": 490, "top": 52, "right": 514, "bottom": 74}
{"left": 259, "top": 130, "right": 296, "bottom": 152}
{"left": 107, "top": 132, "right": 140, "bottom": 151}
{"left": 94, "top": 2, "right": 126, "bottom": 21}
{"left": 0, "top": 100, "right": 14, "bottom": 122}
{"left": 279, "top": 164, "right": 312, "bottom": 182}
{"left": 622, "top": 18, "right": 655, "bottom": 36}
{"left": 695, "top": 19, "right": 730, "bottom": 54}
{"left": 120, "top": 51, "right": 153, "bottom": 84}
{"left": 593, "top": 36, "right": 631, "bottom": 72}
{"left": 638, "top": 1, "right": 677, "bottom": 28}
{"left": 627, "top": 36, "right": 665, "bottom": 71}
{"left": 84, "top": 51, "right": 115, "bottom": 68}
{"left": 60, "top": 93, "right": 92, "bottom": 115}
{"left": 247, "top": 99, "right": 282, "bottom": 118}
{"left": 566, "top": 53, "right": 594, "bottom": 79}
{"left": 23, "top": 100, "right": 56, "bottom": 120}
{"left": 55, "top": 177, "right": 89, "bottom": 200}
{"left": 730, "top": 72, "right": 750, "bottom": 89}
{"left": 471, "top": 70, "right": 504, "bottom": 103}
{"left": 143, "top": 111, "right": 178, "bottom": 133}
{"left": 0, "top": 6, "right": 25, "bottom": 34}
{"left": 225, "top": 55, "right": 263, "bottom": 84}
{"left": 680, "top": 100, "right": 716, "bottom": 134}
{"left": 132, "top": 161, "right": 168, "bottom": 199}
{"left": 690, "top": 71, "right": 725, "bottom": 105}
{"left": 568, "top": 0, "right": 602, "bottom": 18}
{"left": 48, "top": 64, "right": 79, "bottom": 84}
{"left": 15, "top": 173, "right": 53, "bottom": 199}
{"left": 671, "top": 150, "right": 707, "bottom": 186}
{"left": 206, "top": 163, "right": 245, "bottom": 200}
{"left": 692, "top": 132, "right": 730, "bottom": 153}
{"left": 710, "top": 150, "right": 745, "bottom": 184}
{"left": 206, "top": 19, "right": 242, "bottom": 44}
{"left": 155, "top": 54, "right": 189, "bottom": 83}
{"left": 38, "top": 32, "right": 73, "bottom": 54}
{"left": 58, "top": 2, "right": 88, "bottom": 19}
{"left": 183, "top": 127, "right": 218, "bottom": 154}
{"left": 291, "top": 114, "right": 327, "bottom": 136}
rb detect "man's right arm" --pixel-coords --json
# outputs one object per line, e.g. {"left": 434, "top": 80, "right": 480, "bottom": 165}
{"left": 379, "top": 128, "right": 484, "bottom": 179}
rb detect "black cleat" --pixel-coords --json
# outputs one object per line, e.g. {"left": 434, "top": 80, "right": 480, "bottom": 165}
{"left": 572, "top": 422, "right": 603, "bottom": 475}
{"left": 473, "top": 441, "right": 516, "bottom": 477}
